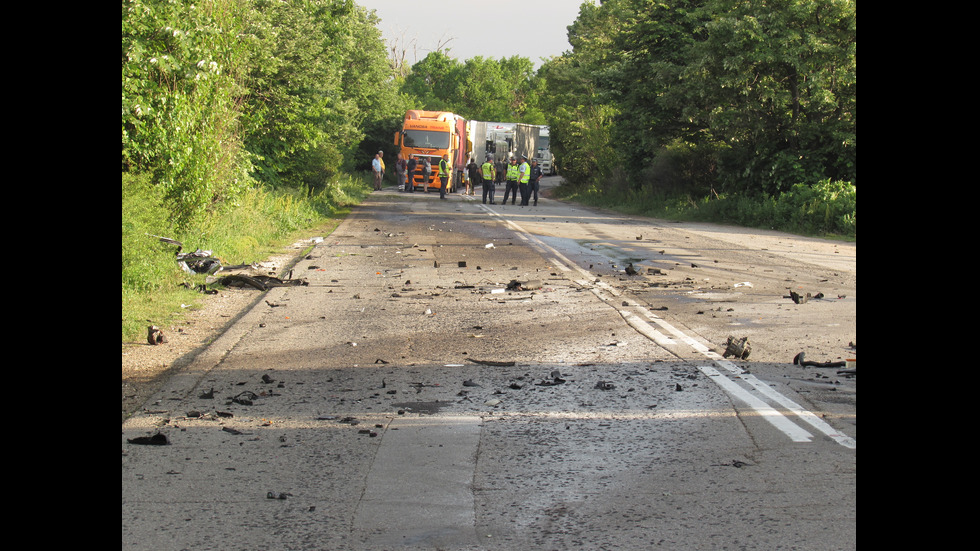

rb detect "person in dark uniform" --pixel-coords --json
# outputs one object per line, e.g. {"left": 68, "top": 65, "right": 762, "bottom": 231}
{"left": 405, "top": 155, "right": 417, "bottom": 192}
{"left": 528, "top": 159, "right": 543, "bottom": 206}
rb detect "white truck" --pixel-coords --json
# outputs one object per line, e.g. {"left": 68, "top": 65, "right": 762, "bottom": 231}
{"left": 466, "top": 121, "right": 555, "bottom": 177}
{"left": 514, "top": 124, "right": 554, "bottom": 175}
{"left": 536, "top": 126, "right": 554, "bottom": 175}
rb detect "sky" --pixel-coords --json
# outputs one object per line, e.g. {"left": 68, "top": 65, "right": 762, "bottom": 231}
{"left": 355, "top": 0, "right": 588, "bottom": 69}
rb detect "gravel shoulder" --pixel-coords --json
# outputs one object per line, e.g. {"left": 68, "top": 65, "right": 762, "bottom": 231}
{"left": 121, "top": 243, "right": 313, "bottom": 423}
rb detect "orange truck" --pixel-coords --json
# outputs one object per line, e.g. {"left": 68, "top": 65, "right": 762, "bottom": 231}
{"left": 394, "top": 110, "right": 467, "bottom": 192}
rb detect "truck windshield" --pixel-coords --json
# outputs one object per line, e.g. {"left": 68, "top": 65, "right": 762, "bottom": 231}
{"left": 403, "top": 130, "right": 450, "bottom": 149}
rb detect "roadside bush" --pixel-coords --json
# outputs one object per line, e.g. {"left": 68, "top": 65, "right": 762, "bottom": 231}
{"left": 121, "top": 172, "right": 183, "bottom": 294}
{"left": 121, "top": 172, "right": 373, "bottom": 342}
{"left": 770, "top": 180, "right": 856, "bottom": 236}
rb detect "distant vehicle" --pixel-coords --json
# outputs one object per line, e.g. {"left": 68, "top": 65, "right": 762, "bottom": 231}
{"left": 394, "top": 110, "right": 467, "bottom": 192}
{"left": 536, "top": 126, "right": 554, "bottom": 175}
{"left": 515, "top": 124, "right": 554, "bottom": 175}
{"left": 396, "top": 111, "right": 555, "bottom": 191}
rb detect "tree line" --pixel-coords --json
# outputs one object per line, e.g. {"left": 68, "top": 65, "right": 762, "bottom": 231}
{"left": 122, "top": 0, "right": 854, "bottom": 229}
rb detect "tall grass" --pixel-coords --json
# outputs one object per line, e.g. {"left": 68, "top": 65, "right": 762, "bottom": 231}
{"left": 121, "top": 172, "right": 371, "bottom": 343}
{"left": 554, "top": 179, "right": 855, "bottom": 239}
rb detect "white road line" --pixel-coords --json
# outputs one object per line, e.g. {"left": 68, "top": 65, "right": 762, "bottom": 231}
{"left": 698, "top": 365, "right": 814, "bottom": 443}
{"left": 482, "top": 207, "right": 855, "bottom": 449}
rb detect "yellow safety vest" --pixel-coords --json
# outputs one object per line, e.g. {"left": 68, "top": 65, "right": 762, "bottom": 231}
{"left": 481, "top": 162, "right": 495, "bottom": 180}
{"left": 519, "top": 161, "right": 530, "bottom": 183}
{"left": 506, "top": 164, "right": 518, "bottom": 181}
{"left": 439, "top": 158, "right": 450, "bottom": 177}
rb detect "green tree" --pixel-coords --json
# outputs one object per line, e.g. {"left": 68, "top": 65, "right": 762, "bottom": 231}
{"left": 239, "top": 0, "right": 363, "bottom": 190}
{"left": 453, "top": 56, "right": 511, "bottom": 121}
{"left": 122, "top": 0, "right": 253, "bottom": 228}
{"left": 536, "top": 1, "right": 625, "bottom": 189}
{"left": 401, "top": 51, "right": 463, "bottom": 112}
{"left": 682, "top": 0, "right": 856, "bottom": 194}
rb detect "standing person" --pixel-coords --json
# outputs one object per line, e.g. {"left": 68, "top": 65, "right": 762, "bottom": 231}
{"left": 528, "top": 159, "right": 543, "bottom": 206}
{"left": 438, "top": 154, "right": 450, "bottom": 200}
{"left": 405, "top": 155, "right": 417, "bottom": 192}
{"left": 481, "top": 157, "right": 496, "bottom": 204}
{"left": 503, "top": 157, "right": 519, "bottom": 205}
{"left": 466, "top": 156, "right": 481, "bottom": 196}
{"left": 396, "top": 155, "right": 407, "bottom": 192}
{"left": 518, "top": 155, "right": 531, "bottom": 206}
{"left": 456, "top": 161, "right": 466, "bottom": 195}
{"left": 422, "top": 157, "right": 432, "bottom": 192}
{"left": 371, "top": 153, "right": 383, "bottom": 191}
{"left": 496, "top": 157, "right": 507, "bottom": 187}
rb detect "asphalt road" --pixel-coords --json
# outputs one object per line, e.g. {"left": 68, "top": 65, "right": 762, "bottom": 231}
{"left": 122, "top": 177, "right": 856, "bottom": 550}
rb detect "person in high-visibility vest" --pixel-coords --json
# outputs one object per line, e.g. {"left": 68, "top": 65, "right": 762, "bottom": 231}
{"left": 438, "top": 154, "right": 450, "bottom": 200}
{"left": 503, "top": 158, "right": 520, "bottom": 205}
{"left": 481, "top": 157, "right": 497, "bottom": 204}
{"left": 518, "top": 155, "right": 531, "bottom": 206}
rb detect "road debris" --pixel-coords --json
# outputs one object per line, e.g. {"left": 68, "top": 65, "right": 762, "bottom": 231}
{"left": 792, "top": 352, "right": 846, "bottom": 368}
{"left": 466, "top": 359, "right": 516, "bottom": 367}
{"left": 722, "top": 336, "right": 751, "bottom": 360}
{"left": 231, "top": 391, "right": 258, "bottom": 405}
{"left": 127, "top": 433, "right": 169, "bottom": 446}
{"left": 788, "top": 290, "right": 825, "bottom": 304}
{"left": 218, "top": 274, "right": 309, "bottom": 291}
{"left": 147, "top": 325, "right": 167, "bottom": 345}
{"left": 536, "top": 370, "right": 567, "bottom": 386}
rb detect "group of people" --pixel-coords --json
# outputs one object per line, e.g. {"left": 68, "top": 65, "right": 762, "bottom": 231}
{"left": 382, "top": 151, "right": 544, "bottom": 206}
{"left": 391, "top": 153, "right": 449, "bottom": 199}
{"left": 467, "top": 154, "right": 543, "bottom": 206}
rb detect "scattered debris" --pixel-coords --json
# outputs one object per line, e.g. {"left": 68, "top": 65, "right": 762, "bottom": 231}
{"left": 722, "top": 336, "right": 751, "bottom": 360}
{"left": 267, "top": 491, "right": 292, "bottom": 500}
{"left": 463, "top": 379, "right": 482, "bottom": 387}
{"left": 466, "top": 359, "right": 516, "bottom": 367}
{"left": 536, "top": 370, "right": 566, "bottom": 386}
{"left": 199, "top": 387, "right": 214, "bottom": 399}
{"left": 147, "top": 325, "right": 167, "bottom": 345}
{"left": 792, "top": 352, "right": 846, "bottom": 368}
{"left": 231, "top": 391, "right": 258, "bottom": 405}
{"left": 624, "top": 263, "right": 638, "bottom": 275}
{"left": 789, "top": 291, "right": 825, "bottom": 304}
{"left": 594, "top": 380, "right": 616, "bottom": 390}
{"left": 127, "top": 433, "right": 169, "bottom": 446}
{"left": 218, "top": 274, "right": 309, "bottom": 291}
{"left": 712, "top": 459, "right": 753, "bottom": 468}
